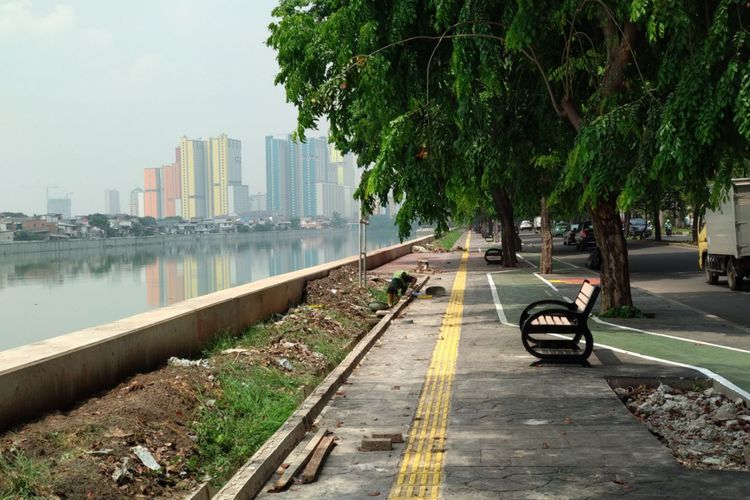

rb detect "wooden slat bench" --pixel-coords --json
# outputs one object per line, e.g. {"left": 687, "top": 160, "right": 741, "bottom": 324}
{"left": 518, "top": 280, "right": 600, "bottom": 363}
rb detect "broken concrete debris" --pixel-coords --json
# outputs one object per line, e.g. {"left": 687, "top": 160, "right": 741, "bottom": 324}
{"left": 620, "top": 383, "right": 750, "bottom": 470}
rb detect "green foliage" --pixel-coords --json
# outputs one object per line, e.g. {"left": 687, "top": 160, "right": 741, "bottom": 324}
{"left": 289, "top": 217, "right": 301, "bottom": 230}
{"left": 331, "top": 211, "right": 346, "bottom": 228}
{"left": 0, "top": 448, "right": 50, "bottom": 498}
{"left": 87, "top": 213, "right": 109, "bottom": 232}
{"left": 600, "top": 305, "right": 644, "bottom": 319}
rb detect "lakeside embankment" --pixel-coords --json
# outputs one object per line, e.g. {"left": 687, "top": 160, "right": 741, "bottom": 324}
{"left": 0, "top": 234, "right": 433, "bottom": 433}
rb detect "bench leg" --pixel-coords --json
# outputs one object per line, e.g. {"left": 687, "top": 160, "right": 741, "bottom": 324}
{"left": 521, "top": 327, "right": 594, "bottom": 362}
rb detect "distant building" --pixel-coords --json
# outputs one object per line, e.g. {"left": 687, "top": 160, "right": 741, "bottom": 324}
{"left": 130, "top": 188, "right": 144, "bottom": 217}
{"left": 266, "top": 134, "right": 329, "bottom": 219}
{"left": 162, "top": 149, "right": 182, "bottom": 218}
{"left": 249, "top": 192, "right": 267, "bottom": 212}
{"left": 47, "top": 198, "right": 71, "bottom": 219}
{"left": 104, "top": 189, "right": 121, "bottom": 215}
{"left": 143, "top": 168, "right": 162, "bottom": 219}
{"left": 180, "top": 137, "right": 209, "bottom": 219}
{"left": 209, "top": 134, "right": 245, "bottom": 215}
{"left": 179, "top": 134, "right": 246, "bottom": 219}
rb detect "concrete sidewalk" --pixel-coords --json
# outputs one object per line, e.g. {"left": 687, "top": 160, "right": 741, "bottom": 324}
{"left": 257, "top": 232, "right": 750, "bottom": 499}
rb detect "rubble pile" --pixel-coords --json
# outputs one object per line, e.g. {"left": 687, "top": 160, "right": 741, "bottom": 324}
{"left": 618, "top": 384, "right": 750, "bottom": 470}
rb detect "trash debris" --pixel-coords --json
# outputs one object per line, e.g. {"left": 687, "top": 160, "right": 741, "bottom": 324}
{"left": 131, "top": 445, "right": 161, "bottom": 471}
{"left": 167, "top": 357, "right": 211, "bottom": 368}
{"left": 276, "top": 357, "right": 294, "bottom": 371}
{"left": 411, "top": 245, "right": 429, "bottom": 253}
{"left": 87, "top": 448, "right": 114, "bottom": 456}
{"left": 112, "top": 457, "right": 132, "bottom": 484}
{"left": 221, "top": 348, "right": 249, "bottom": 355}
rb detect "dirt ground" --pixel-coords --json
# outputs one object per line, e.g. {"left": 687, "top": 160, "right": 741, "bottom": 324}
{"left": 0, "top": 264, "right": 416, "bottom": 499}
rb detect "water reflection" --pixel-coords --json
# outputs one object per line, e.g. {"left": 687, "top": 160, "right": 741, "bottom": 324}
{"left": 0, "top": 228, "right": 406, "bottom": 351}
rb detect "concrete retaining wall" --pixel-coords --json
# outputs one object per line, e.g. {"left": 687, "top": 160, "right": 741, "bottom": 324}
{"left": 0, "top": 235, "right": 433, "bottom": 431}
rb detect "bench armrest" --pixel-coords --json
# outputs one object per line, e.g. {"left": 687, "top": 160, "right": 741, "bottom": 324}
{"left": 518, "top": 300, "right": 575, "bottom": 328}
{"left": 521, "top": 309, "right": 582, "bottom": 331}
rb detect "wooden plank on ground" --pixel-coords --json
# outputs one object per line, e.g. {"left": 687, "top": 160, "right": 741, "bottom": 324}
{"left": 273, "top": 428, "right": 328, "bottom": 491}
{"left": 299, "top": 435, "right": 337, "bottom": 484}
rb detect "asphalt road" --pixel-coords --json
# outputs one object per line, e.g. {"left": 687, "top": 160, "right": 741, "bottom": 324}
{"left": 518, "top": 233, "right": 750, "bottom": 329}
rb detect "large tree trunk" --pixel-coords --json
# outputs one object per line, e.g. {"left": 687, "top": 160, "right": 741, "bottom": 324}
{"left": 491, "top": 187, "right": 518, "bottom": 267}
{"left": 591, "top": 194, "right": 633, "bottom": 310}
{"left": 539, "top": 198, "right": 553, "bottom": 274}
{"left": 652, "top": 206, "right": 661, "bottom": 241}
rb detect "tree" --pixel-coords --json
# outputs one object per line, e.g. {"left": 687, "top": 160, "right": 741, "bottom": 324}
{"left": 269, "top": 1, "right": 566, "bottom": 267}
{"left": 289, "top": 217, "right": 301, "bottom": 230}
{"left": 331, "top": 211, "right": 346, "bottom": 228}
{"left": 270, "top": 1, "right": 750, "bottom": 310}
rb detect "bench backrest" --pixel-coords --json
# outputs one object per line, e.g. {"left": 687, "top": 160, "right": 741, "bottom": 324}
{"left": 574, "top": 280, "right": 600, "bottom": 316}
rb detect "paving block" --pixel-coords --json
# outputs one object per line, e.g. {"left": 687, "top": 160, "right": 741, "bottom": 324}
{"left": 360, "top": 438, "right": 393, "bottom": 451}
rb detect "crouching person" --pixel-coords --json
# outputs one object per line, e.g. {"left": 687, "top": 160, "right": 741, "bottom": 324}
{"left": 387, "top": 270, "right": 417, "bottom": 307}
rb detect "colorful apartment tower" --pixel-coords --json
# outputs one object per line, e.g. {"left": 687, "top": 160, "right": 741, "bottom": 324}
{"left": 179, "top": 137, "right": 209, "bottom": 220}
{"left": 143, "top": 168, "right": 162, "bottom": 219}
{"left": 209, "top": 134, "right": 244, "bottom": 216}
{"left": 161, "top": 147, "right": 182, "bottom": 218}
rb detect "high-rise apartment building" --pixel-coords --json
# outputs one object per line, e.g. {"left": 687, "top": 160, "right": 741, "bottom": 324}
{"left": 162, "top": 148, "right": 182, "bottom": 218}
{"left": 209, "top": 134, "right": 243, "bottom": 216}
{"left": 179, "top": 135, "right": 246, "bottom": 220}
{"left": 179, "top": 137, "right": 209, "bottom": 220}
{"left": 266, "top": 134, "right": 329, "bottom": 219}
{"left": 143, "top": 168, "right": 162, "bottom": 219}
{"left": 104, "top": 189, "right": 121, "bottom": 215}
{"left": 47, "top": 198, "right": 72, "bottom": 219}
{"left": 130, "top": 188, "right": 144, "bottom": 217}
{"left": 266, "top": 135, "right": 291, "bottom": 217}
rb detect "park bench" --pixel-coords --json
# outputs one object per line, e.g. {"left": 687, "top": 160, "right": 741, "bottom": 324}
{"left": 484, "top": 247, "right": 503, "bottom": 265}
{"left": 518, "top": 280, "right": 600, "bottom": 364}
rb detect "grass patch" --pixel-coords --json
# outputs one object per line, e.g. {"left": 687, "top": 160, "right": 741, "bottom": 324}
{"left": 435, "top": 229, "right": 463, "bottom": 251}
{"left": 193, "top": 365, "right": 319, "bottom": 484}
{"left": 599, "top": 305, "right": 644, "bottom": 318}
{"left": 369, "top": 286, "right": 389, "bottom": 304}
{"left": 0, "top": 448, "right": 51, "bottom": 499}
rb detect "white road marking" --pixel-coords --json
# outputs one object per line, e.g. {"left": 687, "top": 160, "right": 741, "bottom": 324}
{"left": 548, "top": 333, "right": 750, "bottom": 401}
{"left": 486, "top": 273, "right": 513, "bottom": 326}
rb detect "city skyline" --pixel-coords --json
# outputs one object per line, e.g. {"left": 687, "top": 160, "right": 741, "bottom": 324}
{"left": 0, "top": 1, "right": 316, "bottom": 216}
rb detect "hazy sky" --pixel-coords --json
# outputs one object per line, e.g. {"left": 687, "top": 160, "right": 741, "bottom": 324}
{"left": 0, "top": 0, "right": 315, "bottom": 215}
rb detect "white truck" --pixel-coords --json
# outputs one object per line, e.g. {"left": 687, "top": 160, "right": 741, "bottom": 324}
{"left": 698, "top": 178, "right": 750, "bottom": 290}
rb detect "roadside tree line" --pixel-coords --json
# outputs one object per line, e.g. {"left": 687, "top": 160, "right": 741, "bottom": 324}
{"left": 268, "top": 1, "right": 750, "bottom": 312}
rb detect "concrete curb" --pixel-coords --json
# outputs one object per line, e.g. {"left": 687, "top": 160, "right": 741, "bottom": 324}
{"left": 193, "top": 278, "right": 429, "bottom": 499}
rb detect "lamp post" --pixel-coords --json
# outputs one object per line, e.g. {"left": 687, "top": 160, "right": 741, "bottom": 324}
{"left": 358, "top": 206, "right": 370, "bottom": 287}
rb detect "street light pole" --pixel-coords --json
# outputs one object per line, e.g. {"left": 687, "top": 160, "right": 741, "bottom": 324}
{"left": 358, "top": 202, "right": 369, "bottom": 287}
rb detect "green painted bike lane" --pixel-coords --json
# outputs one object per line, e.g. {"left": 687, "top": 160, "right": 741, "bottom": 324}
{"left": 488, "top": 266, "right": 750, "bottom": 394}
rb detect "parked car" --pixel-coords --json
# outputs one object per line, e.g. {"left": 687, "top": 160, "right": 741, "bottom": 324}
{"left": 575, "top": 221, "right": 596, "bottom": 250}
{"left": 628, "top": 218, "right": 652, "bottom": 239}
{"left": 519, "top": 220, "right": 533, "bottom": 231}
{"left": 552, "top": 222, "right": 570, "bottom": 237}
{"left": 562, "top": 223, "right": 580, "bottom": 245}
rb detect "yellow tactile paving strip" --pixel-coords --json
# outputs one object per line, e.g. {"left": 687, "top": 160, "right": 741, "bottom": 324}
{"left": 389, "top": 233, "right": 471, "bottom": 499}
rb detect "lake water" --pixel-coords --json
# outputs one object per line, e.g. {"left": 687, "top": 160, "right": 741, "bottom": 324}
{"left": 0, "top": 228, "right": 415, "bottom": 352}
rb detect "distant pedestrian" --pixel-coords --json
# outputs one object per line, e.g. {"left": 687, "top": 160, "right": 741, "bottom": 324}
{"left": 664, "top": 218, "right": 673, "bottom": 237}
{"left": 387, "top": 270, "right": 417, "bottom": 307}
